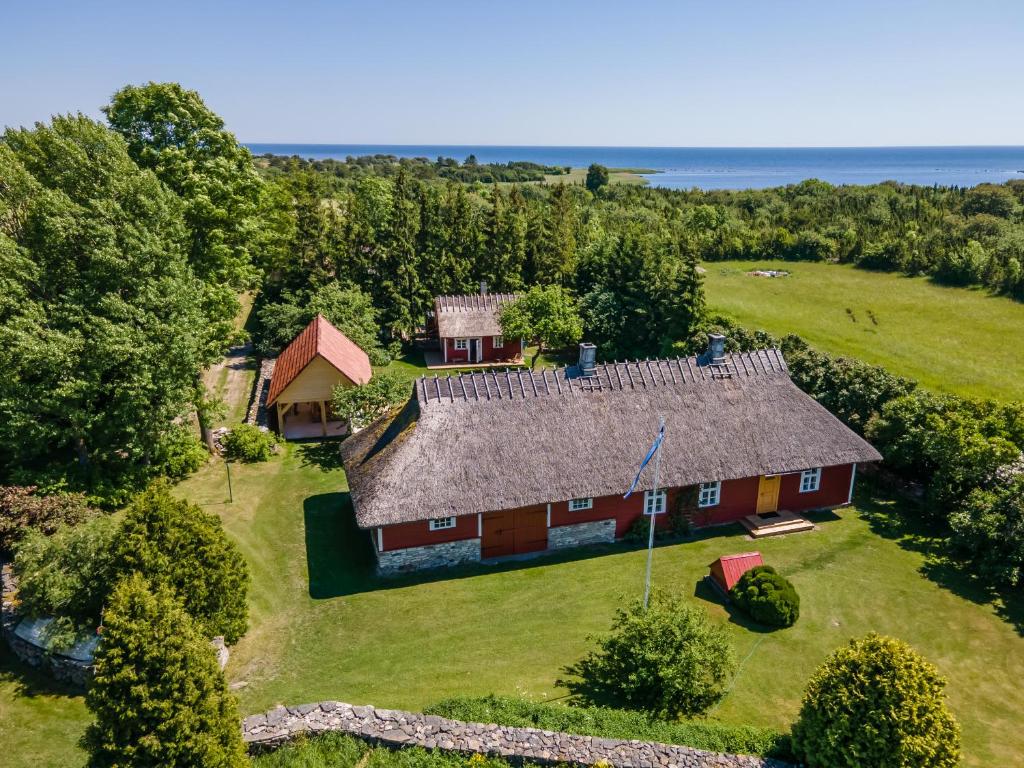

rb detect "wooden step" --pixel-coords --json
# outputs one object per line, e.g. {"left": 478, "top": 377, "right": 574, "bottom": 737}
{"left": 744, "top": 519, "right": 815, "bottom": 538}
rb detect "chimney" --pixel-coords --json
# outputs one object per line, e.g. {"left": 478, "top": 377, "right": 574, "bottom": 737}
{"left": 707, "top": 333, "right": 726, "bottom": 365}
{"left": 479, "top": 280, "right": 488, "bottom": 296}
{"left": 578, "top": 342, "right": 597, "bottom": 377}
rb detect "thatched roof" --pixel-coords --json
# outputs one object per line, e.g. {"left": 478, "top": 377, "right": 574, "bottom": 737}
{"left": 341, "top": 349, "right": 882, "bottom": 528}
{"left": 434, "top": 293, "right": 520, "bottom": 338}
{"left": 267, "top": 315, "right": 372, "bottom": 405}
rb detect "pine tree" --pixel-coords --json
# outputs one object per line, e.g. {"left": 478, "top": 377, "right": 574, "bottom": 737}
{"left": 84, "top": 574, "right": 247, "bottom": 768}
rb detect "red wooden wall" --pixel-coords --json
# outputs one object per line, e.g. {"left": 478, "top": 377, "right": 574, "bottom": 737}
{"left": 442, "top": 335, "right": 521, "bottom": 364}
{"left": 377, "top": 463, "right": 857, "bottom": 551}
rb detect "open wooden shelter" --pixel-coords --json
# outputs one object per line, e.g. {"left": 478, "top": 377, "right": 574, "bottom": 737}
{"left": 267, "top": 315, "right": 372, "bottom": 439}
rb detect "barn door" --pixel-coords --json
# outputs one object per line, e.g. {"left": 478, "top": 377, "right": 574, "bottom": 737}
{"left": 481, "top": 510, "right": 516, "bottom": 559}
{"left": 756, "top": 475, "right": 781, "bottom": 514}
{"left": 513, "top": 507, "right": 548, "bottom": 554}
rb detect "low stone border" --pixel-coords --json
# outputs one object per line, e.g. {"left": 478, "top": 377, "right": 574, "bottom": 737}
{"left": 243, "top": 702, "right": 790, "bottom": 767}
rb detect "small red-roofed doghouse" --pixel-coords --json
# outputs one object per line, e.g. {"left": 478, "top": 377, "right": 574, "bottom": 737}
{"left": 708, "top": 552, "right": 764, "bottom": 598}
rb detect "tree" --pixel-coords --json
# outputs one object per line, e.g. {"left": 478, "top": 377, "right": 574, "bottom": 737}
{"left": 332, "top": 372, "right": 410, "bottom": 430}
{"left": 499, "top": 285, "right": 583, "bottom": 368}
{"left": 585, "top": 163, "right": 610, "bottom": 194}
{"left": 949, "top": 474, "right": 1024, "bottom": 587}
{"left": 254, "top": 282, "right": 388, "bottom": 364}
{"left": 0, "top": 116, "right": 205, "bottom": 494}
{"left": 112, "top": 483, "right": 249, "bottom": 643}
{"left": 0, "top": 486, "right": 94, "bottom": 552}
{"left": 559, "top": 591, "right": 735, "bottom": 718}
{"left": 84, "top": 574, "right": 247, "bottom": 768}
{"left": 105, "top": 82, "right": 264, "bottom": 360}
{"left": 791, "top": 633, "right": 960, "bottom": 768}
{"left": 13, "top": 515, "right": 119, "bottom": 648}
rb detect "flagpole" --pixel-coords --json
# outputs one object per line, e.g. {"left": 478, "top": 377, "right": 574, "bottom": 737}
{"left": 643, "top": 416, "right": 665, "bottom": 610}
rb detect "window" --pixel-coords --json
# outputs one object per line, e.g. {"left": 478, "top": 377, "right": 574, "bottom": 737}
{"left": 800, "top": 468, "right": 822, "bottom": 493}
{"left": 698, "top": 481, "right": 721, "bottom": 508}
{"left": 493, "top": 335, "right": 504, "bottom": 348}
{"left": 643, "top": 489, "right": 667, "bottom": 515}
{"left": 569, "top": 497, "right": 593, "bottom": 511}
{"left": 428, "top": 516, "right": 456, "bottom": 531}
{"left": 454, "top": 338, "right": 468, "bottom": 350}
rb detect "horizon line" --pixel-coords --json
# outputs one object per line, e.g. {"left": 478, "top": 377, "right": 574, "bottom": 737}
{"left": 241, "top": 142, "right": 1024, "bottom": 150}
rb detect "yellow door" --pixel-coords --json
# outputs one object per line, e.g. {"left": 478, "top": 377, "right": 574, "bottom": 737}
{"left": 756, "top": 475, "right": 781, "bottom": 514}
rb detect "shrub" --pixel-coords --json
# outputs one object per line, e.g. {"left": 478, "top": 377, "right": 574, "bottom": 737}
{"left": 222, "top": 423, "right": 276, "bottom": 462}
{"left": 156, "top": 424, "right": 209, "bottom": 478}
{"left": 426, "top": 695, "right": 793, "bottom": 760}
{"left": 0, "top": 485, "right": 95, "bottom": 552}
{"left": 791, "top": 633, "right": 960, "bottom": 768}
{"left": 332, "top": 372, "right": 410, "bottom": 430}
{"left": 559, "top": 591, "right": 735, "bottom": 718}
{"left": 112, "top": 483, "right": 250, "bottom": 643}
{"left": 12, "top": 515, "right": 119, "bottom": 647}
{"left": 729, "top": 565, "right": 800, "bottom": 628}
{"left": 949, "top": 475, "right": 1024, "bottom": 587}
{"left": 84, "top": 574, "right": 247, "bottom": 768}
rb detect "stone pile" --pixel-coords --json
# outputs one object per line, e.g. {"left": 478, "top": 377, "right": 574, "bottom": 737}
{"left": 243, "top": 702, "right": 791, "bottom": 768}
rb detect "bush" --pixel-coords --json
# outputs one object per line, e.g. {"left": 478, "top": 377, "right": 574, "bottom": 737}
{"left": 559, "top": 591, "right": 735, "bottom": 718}
{"left": 791, "top": 633, "right": 960, "bottom": 768}
{"left": 12, "top": 515, "right": 119, "bottom": 647}
{"left": 155, "top": 424, "right": 209, "bottom": 478}
{"left": 729, "top": 565, "right": 800, "bottom": 628}
{"left": 222, "top": 423, "right": 276, "bottom": 462}
{"left": 84, "top": 574, "right": 247, "bottom": 768}
{"left": 949, "top": 475, "right": 1024, "bottom": 587}
{"left": 426, "top": 695, "right": 793, "bottom": 760}
{"left": 0, "top": 485, "right": 95, "bottom": 552}
{"left": 332, "top": 372, "right": 411, "bottom": 430}
{"left": 113, "top": 483, "right": 250, "bottom": 643}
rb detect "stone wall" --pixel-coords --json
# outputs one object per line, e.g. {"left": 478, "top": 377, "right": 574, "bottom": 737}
{"left": 1, "top": 562, "right": 93, "bottom": 688}
{"left": 243, "top": 701, "right": 790, "bottom": 768}
{"left": 248, "top": 357, "right": 276, "bottom": 427}
{"left": 377, "top": 538, "right": 481, "bottom": 575}
{"left": 548, "top": 519, "right": 616, "bottom": 550}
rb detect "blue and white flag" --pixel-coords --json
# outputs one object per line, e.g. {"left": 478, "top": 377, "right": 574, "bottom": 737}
{"left": 623, "top": 423, "right": 665, "bottom": 499}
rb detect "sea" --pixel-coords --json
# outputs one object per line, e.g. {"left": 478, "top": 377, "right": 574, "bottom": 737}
{"left": 245, "top": 144, "right": 1024, "bottom": 191}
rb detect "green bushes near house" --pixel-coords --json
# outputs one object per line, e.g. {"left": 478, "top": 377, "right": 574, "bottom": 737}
{"left": 729, "top": 565, "right": 800, "bottom": 628}
{"left": 558, "top": 591, "right": 735, "bottom": 718}
{"left": 427, "top": 695, "right": 794, "bottom": 760}
{"left": 792, "top": 633, "right": 960, "bottom": 768}
{"left": 223, "top": 424, "right": 277, "bottom": 463}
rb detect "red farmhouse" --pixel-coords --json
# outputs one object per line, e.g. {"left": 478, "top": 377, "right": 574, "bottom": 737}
{"left": 341, "top": 335, "right": 882, "bottom": 574}
{"left": 430, "top": 290, "right": 523, "bottom": 365}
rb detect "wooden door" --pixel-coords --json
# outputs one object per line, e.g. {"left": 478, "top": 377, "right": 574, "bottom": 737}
{"left": 756, "top": 475, "right": 781, "bottom": 514}
{"left": 513, "top": 507, "right": 548, "bottom": 554}
{"left": 481, "top": 510, "right": 516, "bottom": 559}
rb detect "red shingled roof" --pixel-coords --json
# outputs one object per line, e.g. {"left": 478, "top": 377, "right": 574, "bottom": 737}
{"left": 267, "top": 315, "right": 372, "bottom": 406}
{"left": 709, "top": 552, "right": 764, "bottom": 593}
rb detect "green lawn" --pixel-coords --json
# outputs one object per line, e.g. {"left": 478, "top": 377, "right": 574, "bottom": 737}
{"left": 5, "top": 446, "right": 1024, "bottom": 766}
{"left": 702, "top": 260, "right": 1024, "bottom": 401}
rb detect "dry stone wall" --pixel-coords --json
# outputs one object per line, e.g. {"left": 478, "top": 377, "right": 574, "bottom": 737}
{"left": 377, "top": 538, "right": 481, "bottom": 575}
{"left": 243, "top": 701, "right": 791, "bottom": 768}
{"left": 548, "top": 519, "right": 616, "bottom": 550}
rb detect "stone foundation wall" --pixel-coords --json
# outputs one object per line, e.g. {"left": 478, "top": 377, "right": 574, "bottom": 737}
{"left": 548, "top": 519, "right": 616, "bottom": 550}
{"left": 377, "top": 538, "right": 481, "bottom": 575}
{"left": 248, "top": 357, "right": 276, "bottom": 427}
{"left": 243, "top": 701, "right": 790, "bottom": 767}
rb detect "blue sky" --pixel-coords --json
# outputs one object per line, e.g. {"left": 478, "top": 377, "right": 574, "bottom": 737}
{"left": 3, "top": 0, "right": 1023, "bottom": 146}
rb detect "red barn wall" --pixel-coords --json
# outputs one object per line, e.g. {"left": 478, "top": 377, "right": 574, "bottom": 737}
{"left": 779, "top": 463, "right": 854, "bottom": 511}
{"left": 442, "top": 335, "right": 521, "bottom": 364}
{"left": 380, "top": 514, "right": 477, "bottom": 551}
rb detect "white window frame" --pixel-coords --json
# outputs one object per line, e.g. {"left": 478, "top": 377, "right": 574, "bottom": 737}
{"left": 698, "top": 481, "right": 721, "bottom": 508}
{"left": 428, "top": 516, "right": 457, "bottom": 531}
{"left": 493, "top": 335, "right": 504, "bottom": 348}
{"left": 643, "top": 489, "right": 667, "bottom": 515}
{"left": 800, "top": 467, "right": 822, "bottom": 493}
{"left": 454, "top": 338, "right": 468, "bottom": 351}
{"left": 569, "top": 497, "right": 593, "bottom": 511}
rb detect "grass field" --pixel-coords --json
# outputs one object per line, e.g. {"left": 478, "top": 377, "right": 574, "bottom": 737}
{"left": 542, "top": 167, "right": 652, "bottom": 186}
{"left": 702, "top": 260, "right": 1024, "bottom": 401}
{"left": 4, "top": 446, "right": 1024, "bottom": 766}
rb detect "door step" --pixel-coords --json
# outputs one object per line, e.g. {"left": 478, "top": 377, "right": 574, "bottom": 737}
{"left": 741, "top": 510, "right": 815, "bottom": 538}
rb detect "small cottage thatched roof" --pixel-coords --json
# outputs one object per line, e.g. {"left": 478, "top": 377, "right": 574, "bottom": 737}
{"left": 267, "top": 315, "right": 372, "bottom": 405}
{"left": 434, "top": 293, "right": 520, "bottom": 338}
{"left": 341, "top": 349, "right": 882, "bottom": 528}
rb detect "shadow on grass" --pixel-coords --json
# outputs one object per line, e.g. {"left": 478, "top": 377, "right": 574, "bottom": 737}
{"left": 856, "top": 478, "right": 1024, "bottom": 636}
{"left": 0, "top": 645, "right": 83, "bottom": 703}
{"left": 295, "top": 440, "right": 344, "bottom": 472}
{"left": 692, "top": 577, "right": 778, "bottom": 635}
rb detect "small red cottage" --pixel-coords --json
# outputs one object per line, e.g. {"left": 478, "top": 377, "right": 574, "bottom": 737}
{"left": 429, "top": 289, "right": 523, "bottom": 366}
{"left": 267, "top": 315, "right": 372, "bottom": 439}
{"left": 341, "top": 335, "right": 882, "bottom": 575}
{"left": 709, "top": 552, "right": 764, "bottom": 595}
